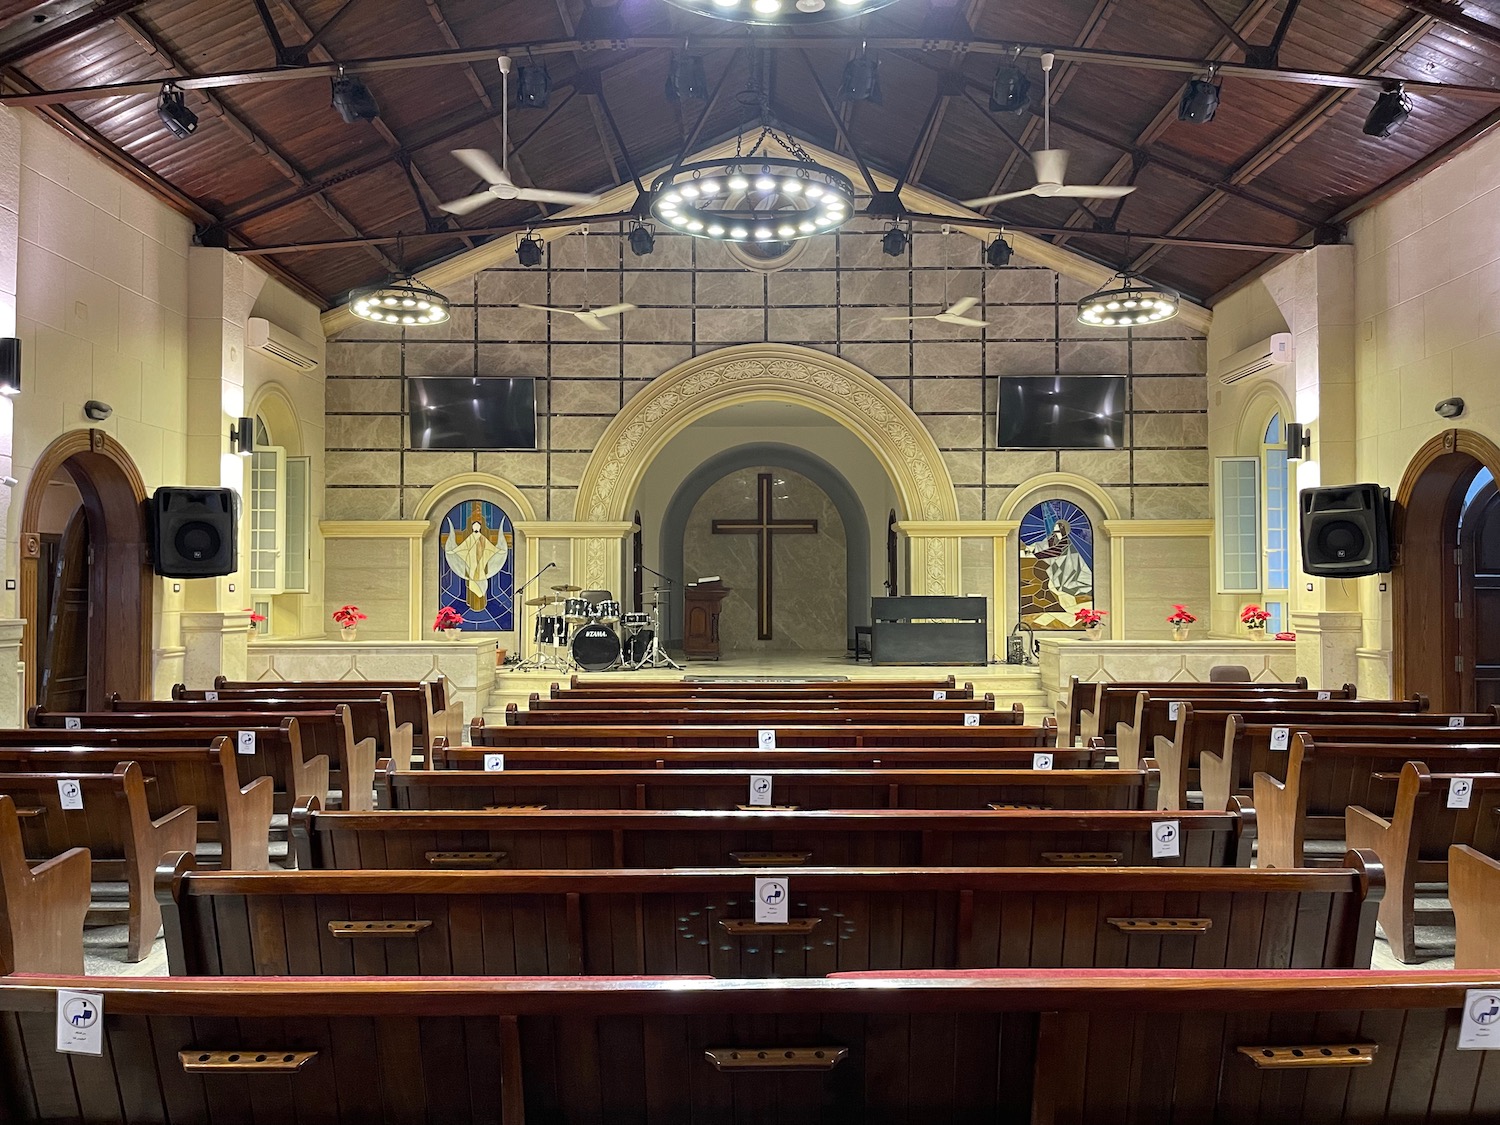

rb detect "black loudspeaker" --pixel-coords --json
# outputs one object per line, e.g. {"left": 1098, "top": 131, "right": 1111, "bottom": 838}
{"left": 150, "top": 487, "right": 238, "bottom": 578}
{"left": 1299, "top": 484, "right": 1392, "bottom": 577}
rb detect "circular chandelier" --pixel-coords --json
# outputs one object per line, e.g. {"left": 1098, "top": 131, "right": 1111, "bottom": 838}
{"left": 349, "top": 276, "right": 450, "bottom": 326}
{"left": 649, "top": 156, "right": 855, "bottom": 243}
{"left": 660, "top": 0, "right": 902, "bottom": 24}
{"left": 1077, "top": 272, "right": 1179, "bottom": 328}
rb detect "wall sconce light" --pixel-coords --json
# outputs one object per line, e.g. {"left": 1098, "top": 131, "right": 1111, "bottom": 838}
{"left": 1286, "top": 421, "right": 1312, "bottom": 460}
{"left": 230, "top": 416, "right": 254, "bottom": 457}
{"left": 0, "top": 337, "right": 20, "bottom": 397}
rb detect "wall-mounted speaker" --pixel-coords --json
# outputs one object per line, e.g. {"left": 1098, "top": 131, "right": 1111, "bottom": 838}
{"left": 150, "top": 487, "right": 238, "bottom": 578}
{"left": 1300, "top": 484, "right": 1392, "bottom": 577}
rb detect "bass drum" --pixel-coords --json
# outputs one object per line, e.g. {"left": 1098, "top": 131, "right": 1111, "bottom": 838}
{"left": 571, "top": 623, "right": 621, "bottom": 672}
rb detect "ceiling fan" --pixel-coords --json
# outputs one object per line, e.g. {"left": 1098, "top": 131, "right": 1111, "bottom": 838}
{"left": 439, "top": 56, "right": 603, "bottom": 215}
{"left": 883, "top": 226, "right": 988, "bottom": 329}
{"left": 518, "top": 226, "right": 635, "bottom": 331}
{"left": 963, "top": 53, "right": 1136, "bottom": 209}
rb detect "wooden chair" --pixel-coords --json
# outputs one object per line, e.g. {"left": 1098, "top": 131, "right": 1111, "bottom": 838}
{"left": 1450, "top": 844, "right": 1500, "bottom": 969}
{"left": 0, "top": 795, "right": 91, "bottom": 975}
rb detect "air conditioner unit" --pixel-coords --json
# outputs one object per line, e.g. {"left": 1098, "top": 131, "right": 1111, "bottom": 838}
{"left": 1216, "top": 332, "right": 1293, "bottom": 385}
{"left": 247, "top": 317, "right": 322, "bottom": 371}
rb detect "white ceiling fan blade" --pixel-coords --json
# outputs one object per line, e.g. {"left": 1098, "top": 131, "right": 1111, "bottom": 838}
{"left": 518, "top": 303, "right": 575, "bottom": 315}
{"left": 945, "top": 297, "right": 978, "bottom": 317}
{"left": 573, "top": 312, "right": 613, "bottom": 332}
{"left": 962, "top": 188, "right": 1038, "bottom": 207}
{"left": 452, "top": 148, "right": 507, "bottom": 185}
{"left": 880, "top": 314, "right": 937, "bottom": 321}
{"left": 516, "top": 187, "right": 604, "bottom": 206}
{"left": 1031, "top": 148, "right": 1070, "bottom": 189}
{"left": 936, "top": 315, "right": 989, "bottom": 328}
{"left": 1052, "top": 184, "right": 1137, "bottom": 199}
{"left": 588, "top": 303, "right": 636, "bottom": 318}
{"left": 438, "top": 191, "right": 498, "bottom": 216}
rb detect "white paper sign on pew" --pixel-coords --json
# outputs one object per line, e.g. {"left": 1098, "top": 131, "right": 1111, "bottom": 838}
{"left": 754, "top": 877, "right": 788, "bottom": 924}
{"left": 57, "top": 779, "right": 83, "bottom": 811}
{"left": 1460, "top": 990, "right": 1500, "bottom": 1050}
{"left": 205, "top": 690, "right": 218, "bottom": 702}
{"left": 964, "top": 713, "right": 980, "bottom": 727}
{"left": 1450, "top": 716, "right": 1467, "bottom": 728}
{"left": 1168, "top": 702, "right": 1181, "bottom": 721}
{"left": 237, "top": 730, "right": 256, "bottom": 756}
{"left": 1269, "top": 726, "right": 1291, "bottom": 751}
{"left": 1152, "top": 820, "right": 1181, "bottom": 859}
{"left": 748, "top": 774, "right": 773, "bottom": 807}
{"left": 64, "top": 717, "right": 80, "bottom": 731}
{"left": 1032, "top": 753, "right": 1054, "bottom": 771}
{"left": 484, "top": 753, "right": 505, "bottom": 772}
{"left": 1449, "top": 776, "right": 1475, "bottom": 809}
{"left": 56, "top": 989, "right": 103, "bottom": 1056}
{"left": 932, "top": 690, "right": 947, "bottom": 700}
{"left": 1317, "top": 690, "right": 1331, "bottom": 700}
{"left": 758, "top": 729, "right": 776, "bottom": 750}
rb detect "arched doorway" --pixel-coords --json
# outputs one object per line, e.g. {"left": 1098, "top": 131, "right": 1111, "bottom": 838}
{"left": 1460, "top": 470, "right": 1500, "bottom": 709}
{"left": 1392, "top": 429, "right": 1500, "bottom": 709}
{"left": 19, "top": 430, "right": 152, "bottom": 709}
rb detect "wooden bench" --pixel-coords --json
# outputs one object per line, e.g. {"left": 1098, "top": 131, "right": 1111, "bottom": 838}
{"left": 0, "top": 742, "right": 272, "bottom": 870}
{"left": 1, "top": 971, "right": 1495, "bottom": 1123}
{"left": 290, "top": 802, "right": 1254, "bottom": 872}
{"left": 471, "top": 718, "right": 1059, "bottom": 750}
{"left": 1081, "top": 682, "right": 1363, "bottom": 747}
{"left": 211, "top": 676, "right": 460, "bottom": 747}
{"left": 0, "top": 763, "right": 196, "bottom": 961}
{"left": 531, "top": 692, "right": 996, "bottom": 711}
{"left": 435, "top": 742, "right": 1102, "bottom": 771}
{"left": 1061, "top": 675, "right": 1317, "bottom": 745}
{"left": 1344, "top": 763, "right": 1500, "bottom": 963}
{"left": 505, "top": 703, "right": 1025, "bottom": 727}
{"left": 0, "top": 795, "right": 90, "bottom": 975}
{"left": 157, "top": 851, "right": 1381, "bottom": 977}
{"left": 567, "top": 673, "right": 965, "bottom": 694}
{"left": 156, "top": 692, "right": 413, "bottom": 771}
{"left": 31, "top": 706, "right": 373, "bottom": 810}
{"left": 1450, "top": 844, "right": 1500, "bottom": 969}
{"left": 377, "top": 763, "right": 1160, "bottom": 812}
{"left": 1255, "top": 734, "right": 1500, "bottom": 868}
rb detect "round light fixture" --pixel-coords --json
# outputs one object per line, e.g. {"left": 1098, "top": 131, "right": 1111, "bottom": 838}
{"left": 649, "top": 157, "right": 856, "bottom": 243}
{"left": 660, "top": 0, "right": 902, "bottom": 23}
{"left": 1076, "top": 272, "right": 1180, "bottom": 328}
{"left": 349, "top": 276, "right": 451, "bottom": 326}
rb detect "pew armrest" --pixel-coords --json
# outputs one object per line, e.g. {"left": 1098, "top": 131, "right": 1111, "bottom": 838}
{"left": 392, "top": 722, "right": 414, "bottom": 772}
{"left": 1199, "top": 748, "right": 1235, "bottom": 813}
{"left": 0, "top": 842, "right": 91, "bottom": 975}
{"left": 1344, "top": 804, "right": 1392, "bottom": 853}
{"left": 298, "top": 754, "right": 332, "bottom": 814}
{"left": 1252, "top": 770, "right": 1299, "bottom": 869}
{"left": 1451, "top": 845, "right": 1500, "bottom": 970}
{"left": 222, "top": 774, "right": 274, "bottom": 871}
{"left": 342, "top": 737, "right": 377, "bottom": 812}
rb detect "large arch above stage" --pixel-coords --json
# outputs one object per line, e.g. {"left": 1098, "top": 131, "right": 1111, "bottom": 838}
{"left": 574, "top": 344, "right": 960, "bottom": 594}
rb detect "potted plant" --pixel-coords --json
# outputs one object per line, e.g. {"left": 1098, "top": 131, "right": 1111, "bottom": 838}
{"left": 1074, "top": 607, "right": 1107, "bottom": 640}
{"left": 433, "top": 605, "right": 465, "bottom": 640}
{"left": 1240, "top": 603, "right": 1272, "bottom": 639}
{"left": 245, "top": 609, "right": 266, "bottom": 638}
{"left": 1166, "top": 604, "right": 1196, "bottom": 641}
{"left": 332, "top": 604, "right": 366, "bottom": 641}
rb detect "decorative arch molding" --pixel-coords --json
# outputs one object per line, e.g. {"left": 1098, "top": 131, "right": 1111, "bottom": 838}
{"left": 996, "top": 472, "right": 1122, "bottom": 522}
{"left": 247, "top": 381, "right": 304, "bottom": 456}
{"left": 19, "top": 428, "right": 152, "bottom": 708}
{"left": 412, "top": 472, "right": 538, "bottom": 524}
{"left": 1233, "top": 382, "right": 1294, "bottom": 454}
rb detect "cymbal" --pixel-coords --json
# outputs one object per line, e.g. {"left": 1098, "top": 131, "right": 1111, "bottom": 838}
{"left": 550, "top": 584, "right": 582, "bottom": 592}
{"left": 525, "top": 595, "right": 560, "bottom": 606}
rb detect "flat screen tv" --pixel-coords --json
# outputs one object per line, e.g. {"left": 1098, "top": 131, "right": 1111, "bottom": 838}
{"left": 996, "top": 375, "right": 1126, "bottom": 450}
{"left": 409, "top": 377, "right": 538, "bottom": 451}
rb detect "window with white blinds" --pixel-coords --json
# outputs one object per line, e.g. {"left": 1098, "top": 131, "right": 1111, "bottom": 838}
{"left": 283, "top": 456, "right": 311, "bottom": 593}
{"left": 1217, "top": 456, "right": 1261, "bottom": 593}
{"left": 250, "top": 446, "right": 285, "bottom": 594}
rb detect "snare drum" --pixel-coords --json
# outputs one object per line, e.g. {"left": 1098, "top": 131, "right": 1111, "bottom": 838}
{"left": 621, "top": 612, "right": 651, "bottom": 631}
{"left": 562, "top": 597, "right": 590, "bottom": 623}
{"left": 591, "top": 599, "right": 622, "bottom": 623}
{"left": 533, "top": 614, "right": 568, "bottom": 646}
{"left": 571, "top": 623, "right": 620, "bottom": 671}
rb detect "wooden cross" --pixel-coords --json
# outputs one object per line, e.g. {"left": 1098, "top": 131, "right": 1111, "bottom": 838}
{"left": 712, "top": 472, "right": 818, "bottom": 641}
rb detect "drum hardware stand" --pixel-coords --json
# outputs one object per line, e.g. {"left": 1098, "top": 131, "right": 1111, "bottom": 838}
{"left": 633, "top": 563, "right": 683, "bottom": 671}
{"left": 514, "top": 562, "right": 565, "bottom": 671}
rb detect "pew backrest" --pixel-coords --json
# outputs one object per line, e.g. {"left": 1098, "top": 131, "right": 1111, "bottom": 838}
{"left": 1450, "top": 844, "right": 1500, "bottom": 970}
{"left": 504, "top": 704, "right": 1025, "bottom": 727}
{"left": 0, "top": 795, "right": 90, "bottom": 974}
{"left": 469, "top": 717, "right": 1058, "bottom": 750}
{"left": 434, "top": 741, "right": 1099, "bottom": 771}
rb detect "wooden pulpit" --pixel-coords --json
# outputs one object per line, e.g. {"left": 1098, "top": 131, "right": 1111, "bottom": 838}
{"left": 683, "top": 581, "right": 730, "bottom": 660}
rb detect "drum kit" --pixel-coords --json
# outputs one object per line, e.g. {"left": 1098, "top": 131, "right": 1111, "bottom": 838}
{"left": 522, "top": 583, "right": 679, "bottom": 672}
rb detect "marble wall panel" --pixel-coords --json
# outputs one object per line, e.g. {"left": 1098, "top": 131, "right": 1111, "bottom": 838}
{"left": 624, "top": 270, "right": 693, "bottom": 305}
{"left": 769, "top": 307, "right": 837, "bottom": 342}
{"left": 1134, "top": 449, "right": 1212, "bottom": 484}
{"left": 913, "top": 342, "right": 983, "bottom": 377}
{"left": 913, "top": 378, "right": 984, "bottom": 414}
{"left": 477, "top": 342, "right": 548, "bottom": 375}
{"left": 326, "top": 377, "right": 402, "bottom": 413}
{"left": 1058, "top": 450, "right": 1133, "bottom": 484}
{"left": 549, "top": 343, "right": 620, "bottom": 378}
{"left": 550, "top": 379, "right": 621, "bottom": 414}
{"left": 695, "top": 271, "right": 764, "bottom": 305}
{"left": 624, "top": 343, "right": 694, "bottom": 378}
{"left": 1134, "top": 375, "right": 1209, "bottom": 411}
{"left": 769, "top": 270, "right": 837, "bottom": 307}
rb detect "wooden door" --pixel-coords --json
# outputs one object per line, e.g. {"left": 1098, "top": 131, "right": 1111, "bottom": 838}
{"left": 1462, "top": 484, "right": 1500, "bottom": 709}
{"left": 39, "top": 507, "right": 89, "bottom": 711}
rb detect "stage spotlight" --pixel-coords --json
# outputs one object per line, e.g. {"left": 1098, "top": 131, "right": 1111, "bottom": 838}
{"left": 988, "top": 64, "right": 1030, "bottom": 115}
{"left": 841, "top": 55, "right": 881, "bottom": 103}
{"left": 1364, "top": 81, "right": 1412, "bottom": 138}
{"left": 331, "top": 73, "right": 380, "bottom": 122}
{"left": 516, "top": 62, "right": 551, "bottom": 108}
{"left": 157, "top": 84, "right": 198, "bottom": 139}
{"left": 628, "top": 223, "right": 656, "bottom": 257}
{"left": 516, "top": 232, "right": 545, "bottom": 267}
{"left": 881, "top": 224, "right": 908, "bottom": 258}
{"left": 665, "top": 53, "right": 708, "bottom": 101}
{"left": 1177, "top": 77, "right": 1220, "bottom": 124}
{"left": 985, "top": 238, "right": 1013, "bottom": 268}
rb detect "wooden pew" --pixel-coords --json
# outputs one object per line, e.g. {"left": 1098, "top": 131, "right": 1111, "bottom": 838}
{"left": 1450, "top": 844, "right": 1500, "bottom": 969}
{"left": 157, "top": 851, "right": 1382, "bottom": 977}
{"left": 436, "top": 742, "right": 1101, "bottom": 771}
{"left": 377, "top": 763, "right": 1161, "bottom": 812}
{"left": 471, "top": 717, "right": 1058, "bottom": 750}
{"left": 1344, "top": 763, "right": 1500, "bottom": 963}
{"left": 211, "top": 675, "right": 460, "bottom": 747}
{"left": 0, "top": 764, "right": 196, "bottom": 961}
{"left": 0, "top": 795, "right": 90, "bottom": 975}
{"left": 31, "top": 705, "right": 373, "bottom": 810}
{"left": 0, "top": 742, "right": 272, "bottom": 870}
{"left": 568, "top": 673, "right": 964, "bottom": 694}
{"left": 3, "top": 971, "right": 1499, "bottom": 1123}
{"left": 290, "top": 802, "right": 1255, "bottom": 872}
{"left": 1061, "top": 675, "right": 1316, "bottom": 745}
{"left": 531, "top": 692, "right": 998, "bottom": 711}
{"left": 505, "top": 703, "right": 1026, "bottom": 727}
{"left": 1255, "top": 734, "right": 1500, "bottom": 868}
{"left": 158, "top": 692, "right": 412, "bottom": 771}
{"left": 0, "top": 721, "right": 328, "bottom": 815}
{"left": 1083, "top": 682, "right": 1363, "bottom": 747}
{"left": 556, "top": 682, "right": 980, "bottom": 701}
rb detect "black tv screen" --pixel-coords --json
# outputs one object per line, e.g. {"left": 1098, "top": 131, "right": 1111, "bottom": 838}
{"left": 409, "top": 377, "right": 538, "bottom": 451}
{"left": 996, "top": 376, "right": 1126, "bottom": 449}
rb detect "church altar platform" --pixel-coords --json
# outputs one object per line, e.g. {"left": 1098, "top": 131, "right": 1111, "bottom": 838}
{"left": 1036, "top": 635, "right": 1301, "bottom": 712}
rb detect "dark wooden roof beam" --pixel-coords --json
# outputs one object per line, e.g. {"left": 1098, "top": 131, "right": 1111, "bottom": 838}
{"left": 1400, "top": 0, "right": 1500, "bottom": 50}
{"left": 0, "top": 0, "right": 143, "bottom": 67}
{"left": 893, "top": 86, "right": 947, "bottom": 193}
{"left": 1184, "top": 0, "right": 1257, "bottom": 55}
{"left": 795, "top": 48, "right": 881, "bottom": 194}
{"left": 550, "top": 0, "right": 624, "bottom": 187}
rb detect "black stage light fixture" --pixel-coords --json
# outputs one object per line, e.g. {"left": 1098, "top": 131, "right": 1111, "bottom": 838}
{"left": 988, "top": 64, "right": 1030, "bottom": 115}
{"left": 665, "top": 53, "right": 708, "bottom": 101}
{"left": 628, "top": 223, "right": 656, "bottom": 257}
{"left": 516, "top": 62, "right": 552, "bottom": 108}
{"left": 881, "top": 224, "right": 908, "bottom": 258}
{"left": 985, "top": 237, "right": 1013, "bottom": 268}
{"left": 1364, "top": 81, "right": 1412, "bottom": 138}
{"left": 1177, "top": 77, "right": 1220, "bottom": 124}
{"left": 841, "top": 55, "right": 881, "bottom": 103}
{"left": 332, "top": 73, "right": 380, "bottom": 122}
{"left": 516, "top": 231, "right": 545, "bottom": 267}
{"left": 157, "top": 84, "right": 198, "bottom": 139}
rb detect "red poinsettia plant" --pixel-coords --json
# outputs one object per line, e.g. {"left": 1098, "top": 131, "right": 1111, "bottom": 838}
{"left": 1167, "top": 604, "right": 1197, "bottom": 625}
{"left": 332, "top": 604, "right": 366, "bottom": 629}
{"left": 433, "top": 606, "right": 465, "bottom": 632}
{"left": 1240, "top": 603, "right": 1272, "bottom": 629}
{"left": 1074, "top": 607, "right": 1107, "bottom": 628}
{"left": 244, "top": 608, "right": 266, "bottom": 625}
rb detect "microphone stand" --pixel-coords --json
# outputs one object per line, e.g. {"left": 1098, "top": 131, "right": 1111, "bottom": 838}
{"left": 514, "top": 562, "right": 559, "bottom": 670}
{"left": 633, "top": 563, "right": 682, "bottom": 671}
